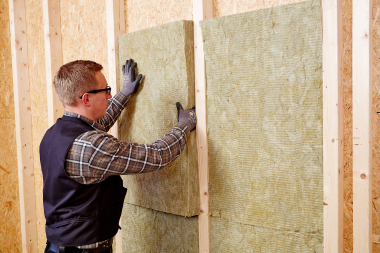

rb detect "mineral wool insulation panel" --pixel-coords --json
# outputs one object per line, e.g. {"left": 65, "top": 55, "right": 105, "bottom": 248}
{"left": 121, "top": 203, "right": 198, "bottom": 253}
{"left": 201, "top": 0, "right": 323, "bottom": 251}
{"left": 118, "top": 20, "right": 199, "bottom": 216}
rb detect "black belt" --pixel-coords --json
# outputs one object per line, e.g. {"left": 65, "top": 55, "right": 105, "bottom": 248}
{"left": 46, "top": 240, "right": 112, "bottom": 253}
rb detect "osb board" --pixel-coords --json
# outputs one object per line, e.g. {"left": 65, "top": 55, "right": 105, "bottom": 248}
{"left": 121, "top": 203, "right": 198, "bottom": 253}
{"left": 25, "top": 0, "right": 48, "bottom": 252}
{"left": 124, "top": 0, "right": 192, "bottom": 33}
{"left": 373, "top": 0, "right": 380, "bottom": 251}
{"left": 201, "top": 0, "right": 323, "bottom": 250}
{"left": 0, "top": 0, "right": 22, "bottom": 252}
{"left": 118, "top": 21, "right": 198, "bottom": 217}
{"left": 212, "top": 0, "right": 305, "bottom": 18}
{"left": 210, "top": 217, "right": 323, "bottom": 252}
{"left": 342, "top": 0, "right": 353, "bottom": 252}
{"left": 123, "top": 0, "right": 305, "bottom": 33}
{"left": 60, "top": 0, "right": 109, "bottom": 80}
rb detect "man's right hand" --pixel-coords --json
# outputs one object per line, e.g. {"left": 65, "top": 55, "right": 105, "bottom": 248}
{"left": 121, "top": 59, "right": 143, "bottom": 97}
{"left": 176, "top": 102, "right": 196, "bottom": 131}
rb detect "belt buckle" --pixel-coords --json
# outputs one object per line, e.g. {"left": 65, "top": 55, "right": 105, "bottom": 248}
{"left": 87, "top": 238, "right": 113, "bottom": 253}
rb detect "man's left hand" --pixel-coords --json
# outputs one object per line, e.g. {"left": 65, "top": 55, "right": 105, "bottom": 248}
{"left": 121, "top": 59, "right": 143, "bottom": 96}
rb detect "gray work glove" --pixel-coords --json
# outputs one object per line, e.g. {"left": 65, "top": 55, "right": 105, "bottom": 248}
{"left": 121, "top": 59, "right": 143, "bottom": 96}
{"left": 176, "top": 102, "right": 196, "bottom": 131}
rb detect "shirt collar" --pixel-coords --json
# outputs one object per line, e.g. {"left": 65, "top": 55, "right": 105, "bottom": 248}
{"left": 63, "top": 111, "right": 106, "bottom": 132}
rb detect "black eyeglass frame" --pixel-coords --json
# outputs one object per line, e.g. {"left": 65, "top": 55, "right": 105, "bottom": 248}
{"left": 79, "top": 86, "right": 111, "bottom": 99}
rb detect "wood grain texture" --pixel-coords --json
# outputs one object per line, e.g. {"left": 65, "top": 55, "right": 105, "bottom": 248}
{"left": 372, "top": 0, "right": 380, "bottom": 252}
{"left": 193, "top": 0, "right": 212, "bottom": 252}
{"left": 212, "top": 0, "right": 304, "bottom": 18}
{"left": 0, "top": 0, "right": 22, "bottom": 252}
{"left": 342, "top": 0, "right": 354, "bottom": 251}
{"left": 0, "top": 3, "right": 22, "bottom": 247}
{"left": 9, "top": 0, "right": 38, "bottom": 251}
{"left": 353, "top": 0, "right": 373, "bottom": 252}
{"left": 60, "top": 0, "right": 109, "bottom": 80}
{"left": 25, "top": 0, "right": 49, "bottom": 251}
{"left": 124, "top": 0, "right": 193, "bottom": 33}
{"left": 43, "top": 0, "right": 64, "bottom": 127}
{"left": 106, "top": 1, "right": 125, "bottom": 252}
{"left": 106, "top": 0, "right": 125, "bottom": 138}
{"left": 323, "top": 0, "right": 344, "bottom": 252}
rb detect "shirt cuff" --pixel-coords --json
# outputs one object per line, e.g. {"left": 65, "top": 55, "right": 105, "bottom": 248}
{"left": 174, "top": 121, "right": 191, "bottom": 138}
{"left": 112, "top": 92, "right": 130, "bottom": 107}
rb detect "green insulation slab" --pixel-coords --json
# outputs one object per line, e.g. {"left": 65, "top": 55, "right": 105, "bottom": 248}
{"left": 211, "top": 217, "right": 323, "bottom": 252}
{"left": 201, "top": 0, "right": 323, "bottom": 251}
{"left": 118, "top": 21, "right": 199, "bottom": 217}
{"left": 121, "top": 203, "right": 198, "bottom": 253}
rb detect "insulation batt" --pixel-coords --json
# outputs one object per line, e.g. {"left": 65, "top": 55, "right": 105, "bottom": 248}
{"left": 201, "top": 0, "right": 323, "bottom": 252}
{"left": 118, "top": 20, "right": 199, "bottom": 217}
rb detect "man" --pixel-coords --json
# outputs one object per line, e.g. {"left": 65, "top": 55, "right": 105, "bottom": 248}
{"left": 40, "top": 59, "right": 196, "bottom": 253}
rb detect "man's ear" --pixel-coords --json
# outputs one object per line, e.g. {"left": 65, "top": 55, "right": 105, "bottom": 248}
{"left": 81, "top": 94, "right": 91, "bottom": 107}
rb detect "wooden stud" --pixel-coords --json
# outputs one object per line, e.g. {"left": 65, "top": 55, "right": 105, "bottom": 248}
{"left": 353, "top": 0, "right": 373, "bottom": 252}
{"left": 322, "top": 0, "right": 344, "bottom": 252}
{"left": 107, "top": 0, "right": 125, "bottom": 139}
{"left": 193, "top": 0, "right": 212, "bottom": 252}
{"left": 43, "top": 0, "right": 64, "bottom": 127}
{"left": 106, "top": 1, "right": 125, "bottom": 252}
{"left": 8, "top": 0, "right": 38, "bottom": 252}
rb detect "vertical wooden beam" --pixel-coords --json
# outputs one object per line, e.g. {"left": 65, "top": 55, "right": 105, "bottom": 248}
{"left": 43, "top": 0, "right": 64, "bottom": 127}
{"left": 107, "top": 0, "right": 125, "bottom": 138}
{"left": 9, "top": 0, "right": 38, "bottom": 252}
{"left": 322, "top": 0, "right": 344, "bottom": 252}
{"left": 353, "top": 0, "right": 373, "bottom": 252}
{"left": 106, "top": 1, "right": 125, "bottom": 252}
{"left": 193, "top": 0, "right": 212, "bottom": 252}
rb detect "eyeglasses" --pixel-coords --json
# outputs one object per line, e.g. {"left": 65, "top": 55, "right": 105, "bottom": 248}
{"left": 79, "top": 86, "right": 111, "bottom": 99}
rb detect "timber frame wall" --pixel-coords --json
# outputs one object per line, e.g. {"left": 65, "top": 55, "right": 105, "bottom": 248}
{"left": 7, "top": 0, "right": 373, "bottom": 252}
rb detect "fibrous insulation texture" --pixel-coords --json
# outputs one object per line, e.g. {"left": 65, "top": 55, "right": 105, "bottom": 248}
{"left": 201, "top": 0, "right": 323, "bottom": 252}
{"left": 121, "top": 203, "right": 198, "bottom": 253}
{"left": 118, "top": 20, "right": 199, "bottom": 216}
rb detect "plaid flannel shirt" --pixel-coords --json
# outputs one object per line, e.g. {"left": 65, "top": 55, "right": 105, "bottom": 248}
{"left": 64, "top": 92, "right": 190, "bottom": 184}
{"left": 62, "top": 92, "right": 189, "bottom": 249}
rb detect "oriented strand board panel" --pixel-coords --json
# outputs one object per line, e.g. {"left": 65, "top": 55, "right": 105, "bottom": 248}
{"left": 60, "top": 0, "right": 109, "bottom": 80}
{"left": 0, "top": 0, "right": 22, "bottom": 251}
{"left": 212, "top": 0, "right": 305, "bottom": 18}
{"left": 373, "top": 0, "right": 380, "bottom": 251}
{"left": 25, "top": 0, "right": 49, "bottom": 251}
{"left": 118, "top": 20, "right": 198, "bottom": 216}
{"left": 124, "top": 0, "right": 193, "bottom": 33}
{"left": 201, "top": 0, "right": 323, "bottom": 251}
{"left": 121, "top": 203, "right": 198, "bottom": 252}
{"left": 342, "top": 0, "right": 353, "bottom": 251}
